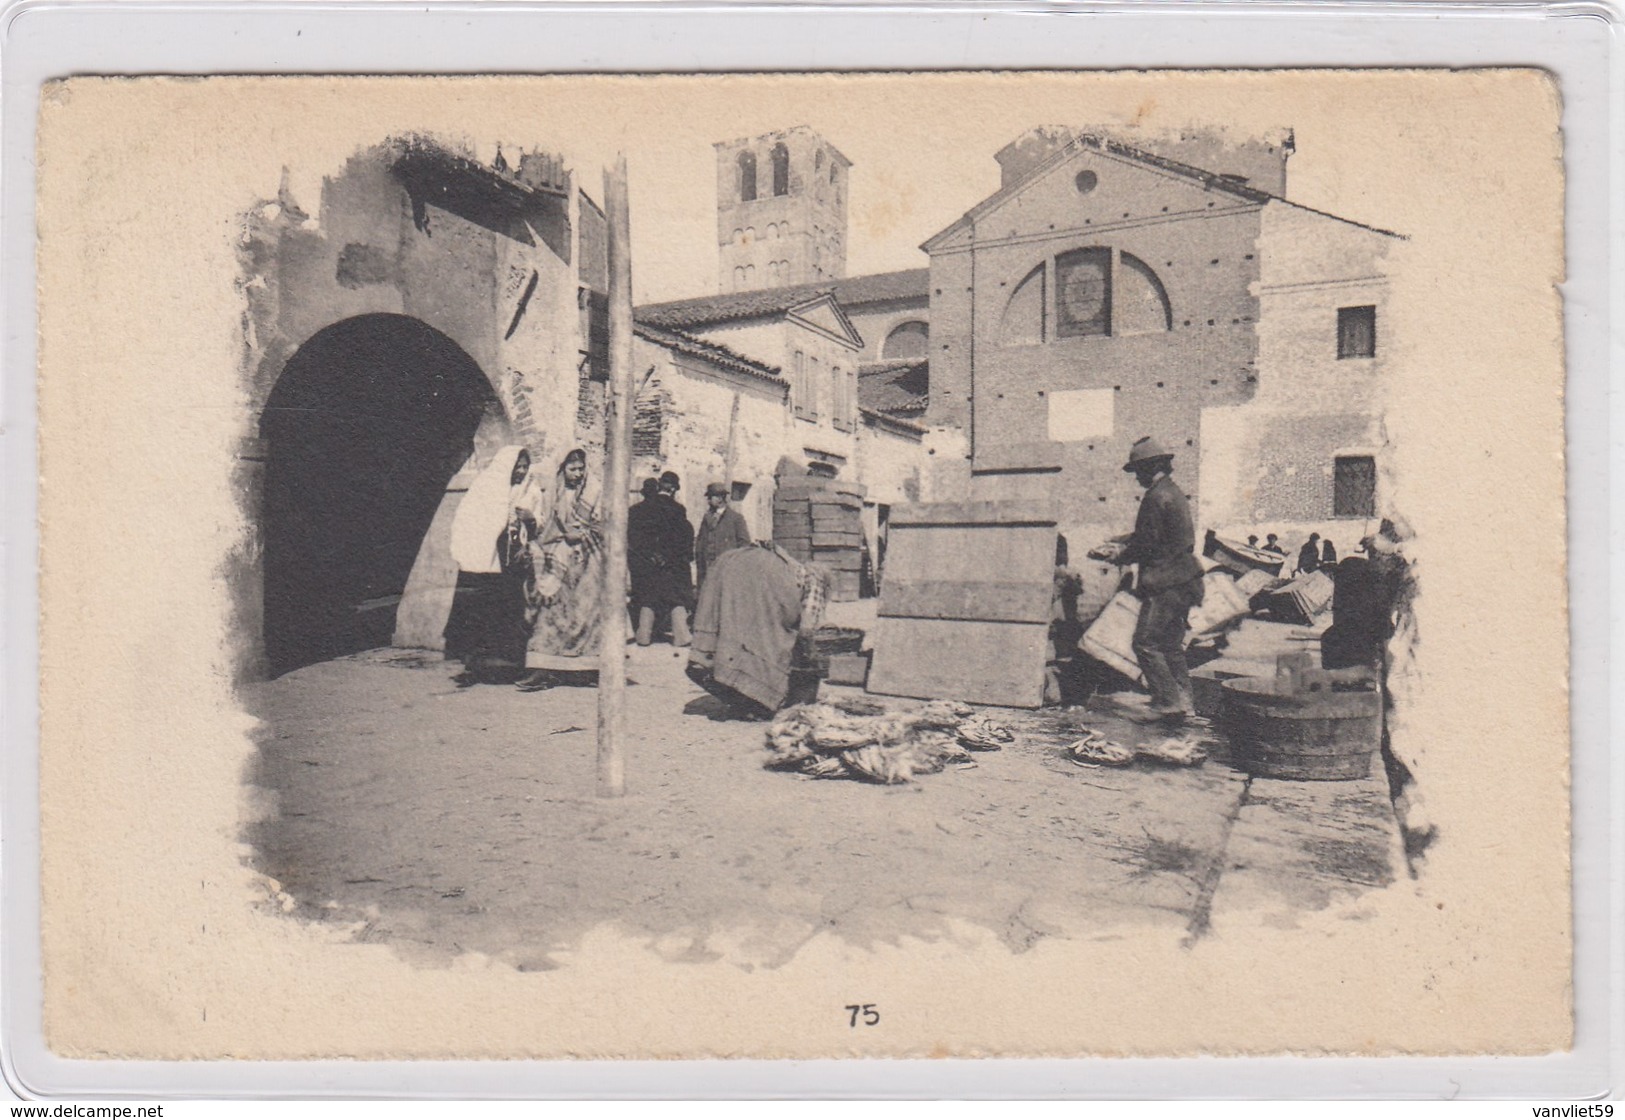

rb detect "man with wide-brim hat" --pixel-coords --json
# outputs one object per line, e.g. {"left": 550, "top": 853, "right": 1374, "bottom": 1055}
{"left": 1090, "top": 436, "right": 1206, "bottom": 723}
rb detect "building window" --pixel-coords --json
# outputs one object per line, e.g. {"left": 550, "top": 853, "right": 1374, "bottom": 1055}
{"left": 882, "top": 320, "right": 930, "bottom": 360}
{"left": 1333, "top": 455, "right": 1377, "bottom": 517}
{"left": 1003, "top": 248, "right": 1171, "bottom": 345}
{"left": 738, "top": 151, "right": 757, "bottom": 202}
{"left": 815, "top": 149, "right": 824, "bottom": 172}
{"left": 806, "top": 353, "right": 822, "bottom": 420}
{"left": 1000, "top": 265, "right": 1046, "bottom": 347}
{"left": 1055, "top": 248, "right": 1112, "bottom": 338}
{"left": 832, "top": 364, "right": 853, "bottom": 432}
{"left": 771, "top": 143, "right": 790, "bottom": 197}
{"left": 1338, "top": 305, "right": 1376, "bottom": 359}
{"left": 792, "top": 350, "right": 811, "bottom": 420}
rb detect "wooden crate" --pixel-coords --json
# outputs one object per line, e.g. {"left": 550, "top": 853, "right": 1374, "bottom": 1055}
{"left": 865, "top": 499, "right": 1057, "bottom": 708}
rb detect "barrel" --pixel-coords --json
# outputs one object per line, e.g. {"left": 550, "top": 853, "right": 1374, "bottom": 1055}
{"left": 1219, "top": 675, "right": 1381, "bottom": 780}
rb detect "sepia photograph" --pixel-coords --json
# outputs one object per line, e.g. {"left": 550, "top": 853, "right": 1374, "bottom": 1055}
{"left": 31, "top": 70, "right": 1571, "bottom": 1062}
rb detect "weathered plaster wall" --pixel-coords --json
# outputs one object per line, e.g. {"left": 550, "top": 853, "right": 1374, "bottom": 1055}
{"left": 238, "top": 144, "right": 585, "bottom": 663}
{"left": 1198, "top": 200, "right": 1393, "bottom": 538}
{"left": 628, "top": 336, "right": 791, "bottom": 540}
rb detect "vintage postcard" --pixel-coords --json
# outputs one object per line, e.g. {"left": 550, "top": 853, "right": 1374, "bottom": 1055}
{"left": 34, "top": 71, "right": 1569, "bottom": 1060}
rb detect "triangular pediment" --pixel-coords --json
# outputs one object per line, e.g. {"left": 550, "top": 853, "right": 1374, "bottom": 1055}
{"left": 924, "top": 136, "right": 1271, "bottom": 253}
{"left": 785, "top": 293, "right": 864, "bottom": 351}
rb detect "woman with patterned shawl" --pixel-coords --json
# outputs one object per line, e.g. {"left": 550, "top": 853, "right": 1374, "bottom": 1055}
{"left": 517, "top": 448, "right": 606, "bottom": 690}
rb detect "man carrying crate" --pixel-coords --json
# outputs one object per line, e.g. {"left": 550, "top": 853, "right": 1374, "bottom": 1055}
{"left": 1089, "top": 437, "right": 1206, "bottom": 724}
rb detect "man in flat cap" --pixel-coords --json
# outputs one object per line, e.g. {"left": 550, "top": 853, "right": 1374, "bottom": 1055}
{"left": 1093, "top": 436, "right": 1206, "bottom": 723}
{"left": 695, "top": 481, "right": 752, "bottom": 592}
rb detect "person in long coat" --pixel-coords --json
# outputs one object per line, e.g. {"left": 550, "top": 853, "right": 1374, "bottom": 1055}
{"left": 443, "top": 445, "right": 537, "bottom": 683}
{"left": 517, "top": 448, "right": 604, "bottom": 690}
{"left": 627, "top": 476, "right": 661, "bottom": 629}
{"left": 632, "top": 470, "right": 696, "bottom": 646}
{"left": 695, "top": 481, "right": 752, "bottom": 590}
{"left": 686, "top": 543, "right": 828, "bottom": 719}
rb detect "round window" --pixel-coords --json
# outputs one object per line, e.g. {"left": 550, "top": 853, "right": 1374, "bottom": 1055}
{"left": 1075, "top": 169, "right": 1098, "bottom": 194}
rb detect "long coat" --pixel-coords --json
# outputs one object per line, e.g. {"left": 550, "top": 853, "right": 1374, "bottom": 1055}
{"left": 695, "top": 505, "right": 751, "bottom": 588}
{"left": 690, "top": 545, "right": 804, "bottom": 712}
{"left": 629, "top": 494, "right": 695, "bottom": 612}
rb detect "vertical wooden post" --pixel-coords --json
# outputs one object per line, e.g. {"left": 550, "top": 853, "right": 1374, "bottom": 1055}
{"left": 597, "top": 156, "right": 632, "bottom": 798}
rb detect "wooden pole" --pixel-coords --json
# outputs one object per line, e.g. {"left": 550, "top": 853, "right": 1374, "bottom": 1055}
{"left": 597, "top": 156, "right": 633, "bottom": 798}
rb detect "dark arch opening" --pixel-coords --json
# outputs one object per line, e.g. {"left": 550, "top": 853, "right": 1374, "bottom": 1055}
{"left": 259, "top": 313, "right": 499, "bottom": 675}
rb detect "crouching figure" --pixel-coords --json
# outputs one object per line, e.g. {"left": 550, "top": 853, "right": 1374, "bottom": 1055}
{"left": 685, "top": 543, "right": 830, "bottom": 720}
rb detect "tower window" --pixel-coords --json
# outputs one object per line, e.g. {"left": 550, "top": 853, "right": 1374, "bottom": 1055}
{"left": 771, "top": 143, "right": 790, "bottom": 197}
{"left": 1337, "top": 305, "right": 1376, "bottom": 358}
{"left": 738, "top": 151, "right": 757, "bottom": 202}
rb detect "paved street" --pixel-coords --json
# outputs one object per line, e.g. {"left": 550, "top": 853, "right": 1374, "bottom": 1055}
{"left": 242, "top": 634, "right": 1405, "bottom": 971}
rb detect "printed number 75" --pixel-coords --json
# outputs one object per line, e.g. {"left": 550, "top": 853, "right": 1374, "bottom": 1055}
{"left": 846, "top": 1004, "right": 880, "bottom": 1027}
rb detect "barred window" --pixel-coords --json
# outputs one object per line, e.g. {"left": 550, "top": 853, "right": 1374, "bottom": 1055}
{"left": 1333, "top": 455, "right": 1377, "bottom": 517}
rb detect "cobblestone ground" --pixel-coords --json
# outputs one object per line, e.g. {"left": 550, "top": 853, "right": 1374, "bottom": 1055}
{"left": 241, "top": 637, "right": 1404, "bottom": 971}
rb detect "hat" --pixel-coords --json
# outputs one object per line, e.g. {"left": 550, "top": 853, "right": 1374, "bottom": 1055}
{"left": 1123, "top": 436, "right": 1174, "bottom": 472}
{"left": 705, "top": 481, "right": 729, "bottom": 498}
{"left": 639, "top": 477, "right": 659, "bottom": 497}
{"left": 659, "top": 470, "right": 681, "bottom": 492}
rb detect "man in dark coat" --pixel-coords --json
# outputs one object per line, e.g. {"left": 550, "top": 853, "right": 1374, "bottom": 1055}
{"left": 631, "top": 471, "right": 696, "bottom": 646}
{"left": 695, "top": 481, "right": 752, "bottom": 591}
{"left": 1094, "top": 437, "right": 1206, "bottom": 723}
{"left": 1297, "top": 533, "right": 1323, "bottom": 576}
{"left": 627, "top": 477, "right": 661, "bottom": 635}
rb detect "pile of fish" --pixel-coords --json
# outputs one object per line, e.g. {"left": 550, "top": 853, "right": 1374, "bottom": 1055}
{"left": 1066, "top": 727, "right": 1211, "bottom": 768}
{"left": 765, "top": 699, "right": 1014, "bottom": 785}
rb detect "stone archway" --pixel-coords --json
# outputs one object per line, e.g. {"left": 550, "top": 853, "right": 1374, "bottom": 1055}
{"left": 259, "top": 313, "right": 505, "bottom": 675}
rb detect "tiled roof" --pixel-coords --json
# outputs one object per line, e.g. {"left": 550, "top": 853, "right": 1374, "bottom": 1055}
{"left": 636, "top": 268, "right": 929, "bottom": 329}
{"left": 858, "top": 358, "right": 929, "bottom": 416}
{"left": 633, "top": 320, "right": 785, "bottom": 384}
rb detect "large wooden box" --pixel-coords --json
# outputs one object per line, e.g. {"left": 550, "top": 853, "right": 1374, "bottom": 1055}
{"left": 866, "top": 500, "right": 1057, "bottom": 708}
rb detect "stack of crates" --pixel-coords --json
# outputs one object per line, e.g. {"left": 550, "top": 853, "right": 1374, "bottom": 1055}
{"left": 772, "top": 478, "right": 866, "bottom": 602}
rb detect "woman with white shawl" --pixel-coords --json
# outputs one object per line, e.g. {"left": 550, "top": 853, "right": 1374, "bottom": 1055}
{"left": 517, "top": 448, "right": 606, "bottom": 691}
{"left": 444, "top": 445, "right": 536, "bottom": 684}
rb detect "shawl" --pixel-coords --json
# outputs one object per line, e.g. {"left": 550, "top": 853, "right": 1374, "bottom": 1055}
{"left": 448, "top": 445, "right": 529, "bottom": 574}
{"left": 534, "top": 450, "right": 604, "bottom": 552}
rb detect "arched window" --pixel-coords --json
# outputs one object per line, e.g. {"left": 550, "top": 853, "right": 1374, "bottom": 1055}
{"left": 1116, "top": 252, "right": 1173, "bottom": 334}
{"left": 1001, "top": 248, "right": 1171, "bottom": 344}
{"left": 743, "top": 263, "right": 756, "bottom": 286}
{"left": 771, "top": 143, "right": 790, "bottom": 197}
{"left": 767, "top": 261, "right": 780, "bottom": 283}
{"left": 732, "top": 227, "right": 744, "bottom": 245}
{"left": 1000, "top": 265, "right": 1046, "bottom": 347}
{"left": 733, "top": 265, "right": 746, "bottom": 289}
{"left": 738, "top": 151, "right": 757, "bottom": 202}
{"left": 744, "top": 226, "right": 755, "bottom": 244}
{"left": 882, "top": 320, "right": 930, "bottom": 360}
{"left": 1055, "top": 247, "right": 1112, "bottom": 338}
{"left": 815, "top": 150, "right": 824, "bottom": 172}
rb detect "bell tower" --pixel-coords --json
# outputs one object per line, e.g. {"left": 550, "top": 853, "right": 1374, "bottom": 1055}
{"left": 714, "top": 126, "right": 850, "bottom": 293}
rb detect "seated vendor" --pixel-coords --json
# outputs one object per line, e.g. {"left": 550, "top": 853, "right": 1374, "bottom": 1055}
{"left": 686, "top": 543, "right": 830, "bottom": 721}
